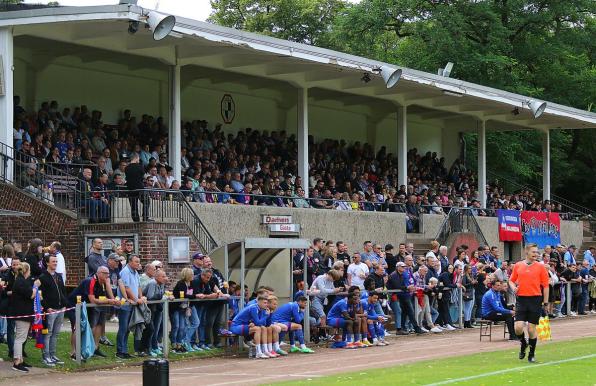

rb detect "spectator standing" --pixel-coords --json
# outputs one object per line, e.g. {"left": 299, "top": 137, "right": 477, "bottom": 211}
{"left": 347, "top": 252, "right": 368, "bottom": 289}
{"left": 141, "top": 269, "right": 169, "bottom": 356}
{"left": 203, "top": 256, "right": 229, "bottom": 348}
{"left": 23, "top": 238, "right": 43, "bottom": 279}
{"left": 578, "top": 260, "right": 590, "bottom": 315}
{"left": 49, "top": 241, "right": 66, "bottom": 284}
{"left": 11, "top": 262, "right": 39, "bottom": 373}
{"left": 583, "top": 247, "right": 595, "bottom": 268}
{"left": 38, "top": 255, "right": 67, "bottom": 366}
{"left": 116, "top": 254, "right": 145, "bottom": 358}
{"left": 139, "top": 262, "right": 156, "bottom": 290}
{"left": 564, "top": 245, "right": 577, "bottom": 266}
{"left": 461, "top": 265, "right": 476, "bottom": 328}
{"left": 125, "top": 154, "right": 150, "bottom": 222}
{"left": 387, "top": 262, "right": 425, "bottom": 335}
{"left": 87, "top": 238, "right": 106, "bottom": 276}
{"left": 384, "top": 244, "right": 397, "bottom": 274}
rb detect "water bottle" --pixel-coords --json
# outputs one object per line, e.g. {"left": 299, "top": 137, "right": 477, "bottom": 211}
{"left": 248, "top": 345, "right": 255, "bottom": 359}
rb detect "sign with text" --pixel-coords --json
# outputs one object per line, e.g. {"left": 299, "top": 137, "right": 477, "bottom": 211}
{"left": 520, "top": 211, "right": 561, "bottom": 248}
{"left": 269, "top": 224, "right": 300, "bottom": 233}
{"left": 497, "top": 209, "right": 522, "bottom": 241}
{"left": 262, "top": 215, "right": 293, "bottom": 224}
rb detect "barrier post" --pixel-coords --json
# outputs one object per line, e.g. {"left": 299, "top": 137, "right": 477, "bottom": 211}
{"left": 566, "top": 282, "right": 571, "bottom": 315}
{"left": 75, "top": 302, "right": 82, "bottom": 365}
{"left": 162, "top": 298, "right": 169, "bottom": 358}
{"left": 458, "top": 288, "right": 463, "bottom": 328}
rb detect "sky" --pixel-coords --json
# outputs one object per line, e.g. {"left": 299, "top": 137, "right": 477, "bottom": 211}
{"left": 24, "top": 0, "right": 361, "bottom": 22}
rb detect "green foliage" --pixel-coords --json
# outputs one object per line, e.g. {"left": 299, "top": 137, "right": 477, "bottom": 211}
{"left": 209, "top": 0, "right": 596, "bottom": 209}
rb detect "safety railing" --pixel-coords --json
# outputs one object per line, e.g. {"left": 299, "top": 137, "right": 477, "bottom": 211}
{"left": 0, "top": 141, "right": 83, "bottom": 213}
{"left": 435, "top": 208, "right": 490, "bottom": 247}
{"left": 74, "top": 296, "right": 239, "bottom": 364}
{"left": 487, "top": 170, "right": 595, "bottom": 218}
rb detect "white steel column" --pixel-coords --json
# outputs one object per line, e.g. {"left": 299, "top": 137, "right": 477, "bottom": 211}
{"left": 297, "top": 87, "right": 309, "bottom": 197}
{"left": 168, "top": 64, "right": 181, "bottom": 183}
{"left": 542, "top": 129, "right": 551, "bottom": 201}
{"left": 478, "top": 120, "right": 487, "bottom": 208}
{"left": 0, "top": 28, "right": 14, "bottom": 181}
{"left": 397, "top": 105, "right": 408, "bottom": 187}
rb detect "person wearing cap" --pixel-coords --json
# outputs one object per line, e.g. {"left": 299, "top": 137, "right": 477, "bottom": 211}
{"left": 388, "top": 261, "right": 426, "bottom": 335}
{"left": 564, "top": 245, "right": 577, "bottom": 266}
{"left": 191, "top": 252, "right": 204, "bottom": 277}
{"left": 106, "top": 253, "right": 124, "bottom": 326}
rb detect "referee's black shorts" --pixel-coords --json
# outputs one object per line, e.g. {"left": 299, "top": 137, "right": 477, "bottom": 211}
{"left": 515, "top": 296, "right": 542, "bottom": 325}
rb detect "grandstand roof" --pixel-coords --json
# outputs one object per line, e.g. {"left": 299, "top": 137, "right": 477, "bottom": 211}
{"left": 1, "top": 4, "right": 595, "bottom": 131}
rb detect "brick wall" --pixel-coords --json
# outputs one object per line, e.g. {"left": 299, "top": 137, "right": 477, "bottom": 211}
{"left": 0, "top": 183, "right": 202, "bottom": 288}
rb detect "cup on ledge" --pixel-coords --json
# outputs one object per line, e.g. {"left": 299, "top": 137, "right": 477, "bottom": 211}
{"left": 76, "top": 295, "right": 82, "bottom": 304}
{"left": 180, "top": 291, "right": 185, "bottom": 299}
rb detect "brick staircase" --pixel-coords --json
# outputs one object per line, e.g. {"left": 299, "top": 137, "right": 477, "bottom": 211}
{"left": 406, "top": 234, "right": 434, "bottom": 258}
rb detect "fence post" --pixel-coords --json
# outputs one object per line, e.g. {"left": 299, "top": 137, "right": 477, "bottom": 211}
{"left": 162, "top": 298, "right": 169, "bottom": 358}
{"left": 458, "top": 288, "right": 463, "bottom": 328}
{"left": 75, "top": 302, "right": 82, "bottom": 365}
{"left": 566, "top": 282, "right": 571, "bottom": 315}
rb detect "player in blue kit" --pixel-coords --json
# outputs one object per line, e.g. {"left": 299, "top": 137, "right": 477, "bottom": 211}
{"left": 271, "top": 296, "right": 314, "bottom": 354}
{"left": 327, "top": 293, "right": 361, "bottom": 349}
{"left": 231, "top": 295, "right": 271, "bottom": 359}
{"left": 360, "top": 291, "right": 389, "bottom": 346}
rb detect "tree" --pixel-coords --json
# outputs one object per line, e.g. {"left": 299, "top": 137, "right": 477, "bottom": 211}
{"left": 209, "top": 0, "right": 346, "bottom": 44}
{"left": 209, "top": 0, "right": 596, "bottom": 209}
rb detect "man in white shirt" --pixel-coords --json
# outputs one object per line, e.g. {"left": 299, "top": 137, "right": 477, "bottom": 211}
{"left": 347, "top": 252, "right": 369, "bottom": 289}
{"left": 49, "top": 241, "right": 66, "bottom": 284}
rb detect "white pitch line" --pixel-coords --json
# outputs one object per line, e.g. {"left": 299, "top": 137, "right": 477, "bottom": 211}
{"left": 424, "top": 353, "right": 596, "bottom": 386}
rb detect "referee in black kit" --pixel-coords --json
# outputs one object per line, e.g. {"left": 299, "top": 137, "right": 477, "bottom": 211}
{"left": 509, "top": 244, "right": 550, "bottom": 363}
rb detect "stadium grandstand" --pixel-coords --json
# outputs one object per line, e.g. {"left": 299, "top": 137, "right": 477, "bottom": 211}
{"left": 0, "top": 2, "right": 595, "bottom": 385}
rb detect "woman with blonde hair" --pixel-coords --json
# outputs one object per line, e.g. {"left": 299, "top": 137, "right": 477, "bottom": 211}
{"left": 11, "top": 262, "right": 40, "bottom": 372}
{"left": 170, "top": 268, "right": 199, "bottom": 353}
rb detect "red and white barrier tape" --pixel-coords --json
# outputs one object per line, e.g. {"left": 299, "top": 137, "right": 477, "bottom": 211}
{"left": 0, "top": 306, "right": 76, "bottom": 319}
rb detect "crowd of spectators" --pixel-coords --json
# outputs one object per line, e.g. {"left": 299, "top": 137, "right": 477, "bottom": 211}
{"left": 10, "top": 97, "right": 570, "bottom": 222}
{"left": 0, "top": 235, "right": 594, "bottom": 370}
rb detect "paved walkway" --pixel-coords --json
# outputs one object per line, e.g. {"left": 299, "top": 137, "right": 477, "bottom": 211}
{"left": 2, "top": 315, "right": 595, "bottom": 386}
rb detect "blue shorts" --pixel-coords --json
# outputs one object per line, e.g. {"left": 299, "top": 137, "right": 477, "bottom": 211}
{"left": 327, "top": 317, "right": 347, "bottom": 329}
{"left": 230, "top": 324, "right": 251, "bottom": 337}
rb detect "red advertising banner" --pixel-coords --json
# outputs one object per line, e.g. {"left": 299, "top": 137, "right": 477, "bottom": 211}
{"left": 520, "top": 211, "right": 561, "bottom": 248}
{"left": 497, "top": 209, "right": 522, "bottom": 241}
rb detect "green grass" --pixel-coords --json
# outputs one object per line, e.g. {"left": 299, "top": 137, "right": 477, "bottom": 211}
{"left": 273, "top": 337, "right": 596, "bottom": 385}
{"left": 0, "top": 331, "right": 221, "bottom": 373}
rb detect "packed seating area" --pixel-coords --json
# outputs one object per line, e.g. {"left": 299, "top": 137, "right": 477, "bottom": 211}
{"left": 0, "top": 236, "right": 594, "bottom": 371}
{"left": 10, "top": 98, "right": 567, "bottom": 219}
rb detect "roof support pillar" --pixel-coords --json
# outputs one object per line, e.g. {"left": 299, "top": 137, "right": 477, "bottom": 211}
{"left": 297, "top": 87, "right": 309, "bottom": 197}
{"left": 0, "top": 28, "right": 14, "bottom": 182}
{"left": 168, "top": 64, "right": 181, "bottom": 183}
{"left": 542, "top": 129, "right": 550, "bottom": 201}
{"left": 397, "top": 105, "right": 408, "bottom": 188}
{"left": 478, "top": 120, "right": 487, "bottom": 208}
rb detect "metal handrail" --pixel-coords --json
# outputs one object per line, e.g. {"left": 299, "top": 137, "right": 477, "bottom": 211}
{"left": 487, "top": 170, "right": 595, "bottom": 217}
{"left": 435, "top": 208, "right": 489, "bottom": 246}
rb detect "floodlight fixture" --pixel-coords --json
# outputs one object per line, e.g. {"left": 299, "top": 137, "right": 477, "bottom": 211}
{"left": 525, "top": 100, "right": 547, "bottom": 118}
{"left": 438, "top": 62, "right": 454, "bottom": 77}
{"left": 146, "top": 11, "right": 176, "bottom": 41}
{"left": 128, "top": 20, "right": 139, "bottom": 35}
{"left": 373, "top": 66, "right": 401, "bottom": 88}
{"left": 361, "top": 73, "right": 371, "bottom": 83}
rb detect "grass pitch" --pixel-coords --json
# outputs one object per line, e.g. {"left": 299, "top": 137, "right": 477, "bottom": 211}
{"left": 275, "top": 337, "right": 596, "bottom": 385}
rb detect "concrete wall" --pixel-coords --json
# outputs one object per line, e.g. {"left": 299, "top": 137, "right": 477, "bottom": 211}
{"left": 560, "top": 219, "right": 583, "bottom": 249}
{"left": 191, "top": 203, "right": 407, "bottom": 254}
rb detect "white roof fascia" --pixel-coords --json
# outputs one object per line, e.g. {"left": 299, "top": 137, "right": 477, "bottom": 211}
{"left": 0, "top": 5, "right": 594, "bottom": 126}
{"left": 0, "top": 5, "right": 139, "bottom": 27}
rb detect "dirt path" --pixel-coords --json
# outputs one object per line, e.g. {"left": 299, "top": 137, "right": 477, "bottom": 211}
{"left": 5, "top": 316, "right": 595, "bottom": 386}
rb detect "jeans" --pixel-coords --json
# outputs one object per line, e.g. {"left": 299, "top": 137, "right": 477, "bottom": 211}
{"left": 150, "top": 308, "right": 163, "bottom": 350}
{"left": 44, "top": 312, "right": 64, "bottom": 359}
{"left": 438, "top": 292, "right": 453, "bottom": 326}
{"left": 116, "top": 308, "right": 133, "bottom": 354}
{"left": 0, "top": 316, "right": 6, "bottom": 336}
{"left": 194, "top": 305, "right": 208, "bottom": 345}
{"left": 399, "top": 296, "right": 420, "bottom": 332}
{"left": 170, "top": 310, "right": 186, "bottom": 345}
{"left": 185, "top": 306, "right": 200, "bottom": 344}
{"left": 129, "top": 192, "right": 150, "bottom": 222}
{"left": 463, "top": 297, "right": 474, "bottom": 322}
{"left": 389, "top": 300, "right": 402, "bottom": 330}
{"left": 578, "top": 289, "right": 588, "bottom": 313}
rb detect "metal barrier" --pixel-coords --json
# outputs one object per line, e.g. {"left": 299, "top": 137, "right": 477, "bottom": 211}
{"left": 74, "top": 297, "right": 239, "bottom": 364}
